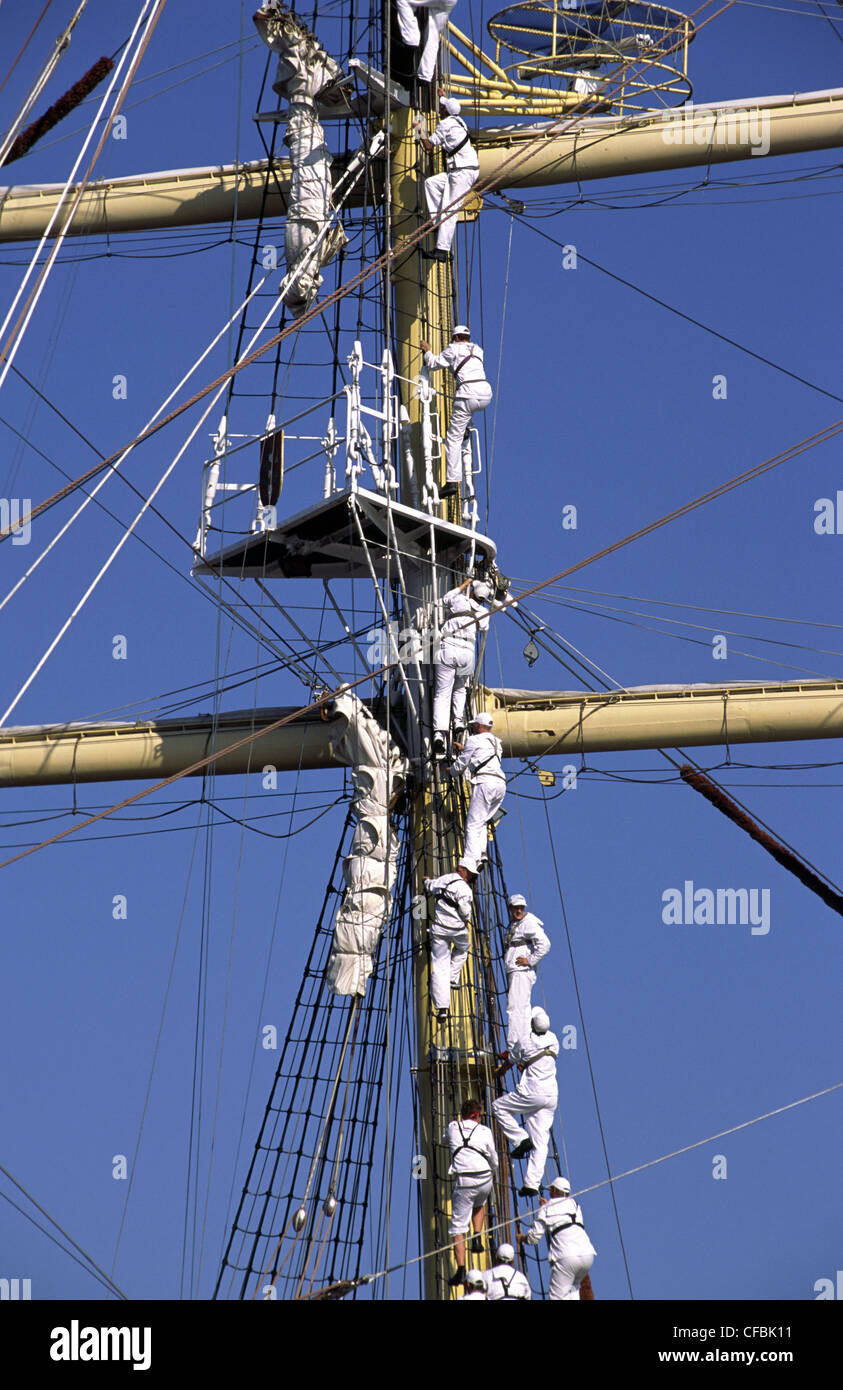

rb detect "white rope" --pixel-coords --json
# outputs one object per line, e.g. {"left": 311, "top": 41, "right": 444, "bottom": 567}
{"left": 0, "top": 283, "right": 288, "bottom": 726}
{"left": 0, "top": 0, "right": 164, "bottom": 396}
{"left": 360, "top": 1078, "right": 843, "bottom": 1290}
{"left": 0, "top": 272, "right": 272, "bottom": 616}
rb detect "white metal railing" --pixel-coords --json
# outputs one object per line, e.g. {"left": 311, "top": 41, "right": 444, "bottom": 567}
{"left": 194, "top": 339, "right": 484, "bottom": 557}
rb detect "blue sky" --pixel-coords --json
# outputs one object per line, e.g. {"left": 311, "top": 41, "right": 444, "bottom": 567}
{"left": 0, "top": 2, "right": 841, "bottom": 1302}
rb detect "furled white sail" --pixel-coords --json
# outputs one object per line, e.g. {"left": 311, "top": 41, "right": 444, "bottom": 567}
{"left": 253, "top": 2, "right": 346, "bottom": 315}
{"left": 325, "top": 692, "right": 408, "bottom": 997}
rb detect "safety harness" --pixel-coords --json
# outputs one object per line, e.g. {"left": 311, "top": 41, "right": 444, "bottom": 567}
{"left": 467, "top": 735, "right": 505, "bottom": 780}
{"left": 524, "top": 1044, "right": 558, "bottom": 1066}
{"left": 547, "top": 1205, "right": 584, "bottom": 1237}
{"left": 445, "top": 117, "right": 472, "bottom": 166}
{"left": 433, "top": 877, "right": 470, "bottom": 919}
{"left": 491, "top": 1270, "right": 528, "bottom": 1301}
{"left": 451, "top": 1121, "right": 492, "bottom": 1179}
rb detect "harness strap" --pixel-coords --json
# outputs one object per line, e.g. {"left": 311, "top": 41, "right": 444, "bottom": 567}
{"left": 548, "top": 1217, "right": 583, "bottom": 1236}
{"left": 446, "top": 118, "right": 471, "bottom": 164}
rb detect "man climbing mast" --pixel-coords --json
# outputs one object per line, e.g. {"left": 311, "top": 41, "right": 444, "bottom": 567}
{"left": 421, "top": 325, "right": 492, "bottom": 499}
{"left": 416, "top": 94, "right": 479, "bottom": 263}
{"left": 395, "top": 0, "right": 457, "bottom": 84}
{"left": 432, "top": 576, "right": 494, "bottom": 756}
{"left": 449, "top": 711, "right": 506, "bottom": 873}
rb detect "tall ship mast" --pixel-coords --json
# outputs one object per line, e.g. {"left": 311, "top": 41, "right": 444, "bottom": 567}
{"left": 0, "top": 1, "right": 841, "bottom": 1304}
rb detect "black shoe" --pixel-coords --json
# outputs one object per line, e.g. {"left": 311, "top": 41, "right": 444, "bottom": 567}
{"left": 511, "top": 1138, "right": 533, "bottom": 1161}
{"left": 432, "top": 733, "right": 447, "bottom": 759}
{"left": 439, "top": 482, "right": 459, "bottom": 498}
{"left": 448, "top": 1265, "right": 465, "bottom": 1287}
{"left": 422, "top": 248, "right": 450, "bottom": 262}
{"left": 470, "top": 1235, "right": 484, "bottom": 1254}
{"left": 452, "top": 725, "right": 466, "bottom": 745}
{"left": 435, "top": 1008, "right": 449, "bottom": 1022}
{"left": 519, "top": 1185, "right": 539, "bottom": 1198}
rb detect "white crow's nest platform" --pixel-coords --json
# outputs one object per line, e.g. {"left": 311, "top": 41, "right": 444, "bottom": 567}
{"left": 193, "top": 487, "right": 497, "bottom": 580}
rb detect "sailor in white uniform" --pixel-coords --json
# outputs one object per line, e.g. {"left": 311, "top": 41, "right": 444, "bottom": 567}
{"left": 503, "top": 894, "right": 551, "bottom": 1050}
{"left": 492, "top": 1007, "right": 558, "bottom": 1196}
{"left": 521, "top": 1175, "right": 596, "bottom": 1301}
{"left": 421, "top": 326, "right": 492, "bottom": 497}
{"left": 424, "top": 862, "right": 476, "bottom": 1019}
{"left": 432, "top": 577, "right": 493, "bottom": 753}
{"left": 449, "top": 711, "right": 505, "bottom": 874}
{"left": 484, "top": 1244, "right": 532, "bottom": 1301}
{"left": 395, "top": 0, "right": 457, "bottom": 84}
{"left": 417, "top": 96, "right": 479, "bottom": 260}
{"left": 443, "top": 1098, "right": 499, "bottom": 1286}
{"left": 461, "top": 1268, "right": 487, "bottom": 1300}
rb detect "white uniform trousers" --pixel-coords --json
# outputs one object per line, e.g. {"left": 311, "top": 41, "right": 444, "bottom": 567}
{"left": 433, "top": 637, "right": 475, "bottom": 732}
{"left": 492, "top": 1084, "right": 557, "bottom": 1191}
{"left": 429, "top": 923, "right": 470, "bottom": 1010}
{"left": 395, "top": 0, "right": 457, "bottom": 82}
{"left": 449, "top": 1173, "right": 492, "bottom": 1236}
{"left": 463, "top": 777, "right": 505, "bottom": 871}
{"left": 424, "top": 166, "right": 478, "bottom": 253}
{"left": 549, "top": 1247, "right": 595, "bottom": 1300}
{"left": 505, "top": 969, "right": 536, "bottom": 1051}
{"left": 445, "top": 384, "right": 492, "bottom": 485}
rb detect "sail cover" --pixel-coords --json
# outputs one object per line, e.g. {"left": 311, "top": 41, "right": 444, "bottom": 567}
{"left": 253, "top": 2, "right": 346, "bottom": 315}
{"left": 326, "top": 692, "right": 408, "bottom": 997}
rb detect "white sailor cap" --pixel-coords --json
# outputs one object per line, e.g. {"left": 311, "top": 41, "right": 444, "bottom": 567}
{"left": 472, "top": 711, "right": 493, "bottom": 728}
{"left": 471, "top": 580, "right": 491, "bottom": 601}
{"left": 507, "top": 893, "right": 527, "bottom": 908}
{"left": 441, "top": 96, "right": 461, "bottom": 116}
{"left": 453, "top": 324, "right": 471, "bottom": 337}
{"left": 531, "top": 1006, "right": 550, "bottom": 1033}
{"left": 465, "top": 1269, "right": 486, "bottom": 1287}
{"left": 550, "top": 1175, "right": 571, "bottom": 1194}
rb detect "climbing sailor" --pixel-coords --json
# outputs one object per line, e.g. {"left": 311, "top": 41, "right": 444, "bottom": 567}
{"left": 424, "top": 862, "right": 476, "bottom": 1019}
{"left": 484, "top": 1243, "right": 532, "bottom": 1301}
{"left": 462, "top": 1268, "right": 488, "bottom": 1301}
{"left": 442, "top": 1098, "right": 499, "bottom": 1286}
{"left": 416, "top": 95, "right": 479, "bottom": 263}
{"left": 520, "top": 1175, "right": 596, "bottom": 1301}
{"left": 492, "top": 1006, "right": 558, "bottom": 1197}
{"left": 449, "top": 711, "right": 505, "bottom": 874}
{"left": 503, "top": 894, "right": 551, "bottom": 1049}
{"left": 432, "top": 577, "right": 493, "bottom": 756}
{"left": 394, "top": 0, "right": 457, "bottom": 84}
{"left": 421, "top": 326, "right": 492, "bottom": 499}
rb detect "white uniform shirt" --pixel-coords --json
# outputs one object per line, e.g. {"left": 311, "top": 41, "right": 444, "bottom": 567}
{"left": 443, "top": 1118, "right": 498, "bottom": 1179}
{"left": 451, "top": 730, "right": 504, "bottom": 782}
{"left": 504, "top": 910, "right": 550, "bottom": 973}
{"left": 512, "top": 1027, "right": 559, "bottom": 1088}
{"left": 425, "top": 870, "right": 473, "bottom": 931}
{"left": 440, "top": 586, "right": 490, "bottom": 644}
{"left": 525, "top": 1195, "right": 596, "bottom": 1264}
{"left": 484, "top": 1264, "right": 532, "bottom": 1301}
{"left": 424, "top": 341, "right": 488, "bottom": 390}
{"left": 428, "top": 113, "right": 478, "bottom": 172}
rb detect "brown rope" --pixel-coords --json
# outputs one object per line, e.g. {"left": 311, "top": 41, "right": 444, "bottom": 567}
{"left": 680, "top": 765, "right": 843, "bottom": 918}
{"left": 4, "top": 57, "right": 114, "bottom": 166}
